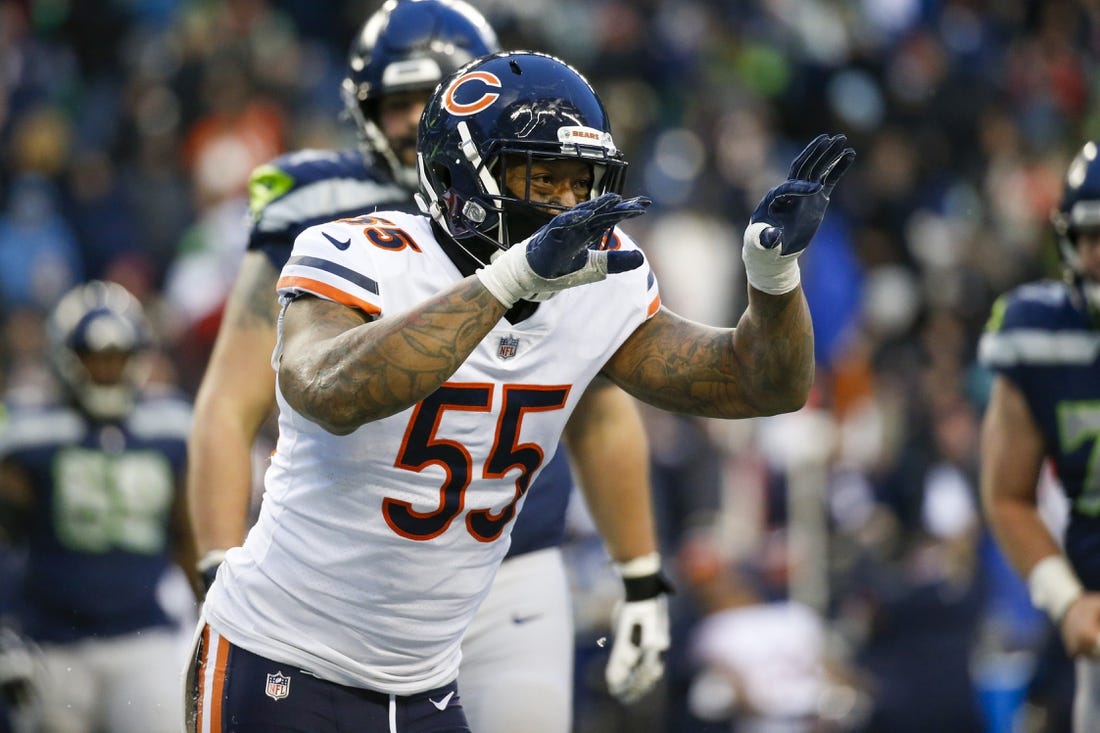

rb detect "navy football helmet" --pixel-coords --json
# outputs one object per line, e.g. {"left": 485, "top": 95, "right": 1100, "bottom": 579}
{"left": 47, "top": 281, "right": 152, "bottom": 420}
{"left": 416, "top": 51, "right": 628, "bottom": 262}
{"left": 341, "top": 0, "right": 499, "bottom": 190}
{"left": 1053, "top": 141, "right": 1100, "bottom": 311}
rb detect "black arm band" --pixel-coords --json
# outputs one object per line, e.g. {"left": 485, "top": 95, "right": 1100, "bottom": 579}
{"left": 622, "top": 572, "right": 675, "bottom": 602}
{"left": 200, "top": 564, "right": 220, "bottom": 593}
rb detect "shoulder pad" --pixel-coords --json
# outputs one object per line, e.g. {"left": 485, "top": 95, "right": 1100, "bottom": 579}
{"left": 0, "top": 406, "right": 84, "bottom": 454}
{"left": 979, "top": 280, "right": 1100, "bottom": 369}
{"left": 985, "top": 280, "right": 1080, "bottom": 335}
{"left": 249, "top": 149, "right": 378, "bottom": 218}
{"left": 128, "top": 395, "right": 193, "bottom": 441}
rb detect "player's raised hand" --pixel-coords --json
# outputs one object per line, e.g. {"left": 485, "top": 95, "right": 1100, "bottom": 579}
{"left": 477, "top": 193, "right": 649, "bottom": 308}
{"left": 742, "top": 133, "right": 855, "bottom": 294}
{"left": 753, "top": 133, "right": 855, "bottom": 255}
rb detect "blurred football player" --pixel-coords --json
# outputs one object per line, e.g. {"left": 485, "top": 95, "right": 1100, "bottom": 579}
{"left": 0, "top": 281, "right": 194, "bottom": 732}
{"left": 185, "top": 2, "right": 667, "bottom": 731}
{"left": 980, "top": 140, "right": 1100, "bottom": 731}
{"left": 187, "top": 50, "right": 854, "bottom": 731}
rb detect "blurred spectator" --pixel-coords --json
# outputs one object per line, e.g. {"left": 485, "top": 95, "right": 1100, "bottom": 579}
{"left": 0, "top": 174, "right": 82, "bottom": 310}
{"left": 844, "top": 395, "right": 989, "bottom": 733}
{"left": 679, "top": 532, "right": 869, "bottom": 732}
{"left": 0, "top": 281, "right": 196, "bottom": 732}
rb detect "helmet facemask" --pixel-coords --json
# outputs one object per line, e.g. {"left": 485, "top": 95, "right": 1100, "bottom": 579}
{"left": 54, "top": 347, "right": 148, "bottom": 421}
{"left": 48, "top": 282, "right": 152, "bottom": 421}
{"left": 341, "top": 73, "right": 438, "bottom": 192}
{"left": 417, "top": 120, "right": 628, "bottom": 265}
{"left": 417, "top": 52, "right": 630, "bottom": 266}
{"left": 340, "top": 0, "right": 499, "bottom": 192}
{"left": 495, "top": 146, "right": 628, "bottom": 247}
{"left": 1055, "top": 141, "right": 1100, "bottom": 316}
{"left": 1054, "top": 204, "right": 1100, "bottom": 316}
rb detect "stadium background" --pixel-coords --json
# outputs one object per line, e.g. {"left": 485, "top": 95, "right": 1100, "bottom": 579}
{"left": 0, "top": 0, "right": 1096, "bottom": 731}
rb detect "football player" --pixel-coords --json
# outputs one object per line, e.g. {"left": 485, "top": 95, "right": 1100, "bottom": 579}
{"left": 980, "top": 140, "right": 1100, "bottom": 731}
{"left": 188, "top": 50, "right": 853, "bottom": 731}
{"left": 185, "top": 2, "right": 668, "bottom": 731}
{"left": 0, "top": 281, "right": 194, "bottom": 732}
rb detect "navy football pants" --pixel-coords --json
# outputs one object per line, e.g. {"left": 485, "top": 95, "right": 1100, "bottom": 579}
{"left": 186, "top": 624, "right": 470, "bottom": 733}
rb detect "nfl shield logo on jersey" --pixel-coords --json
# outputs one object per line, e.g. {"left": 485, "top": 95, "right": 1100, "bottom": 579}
{"left": 265, "top": 671, "right": 291, "bottom": 700}
{"left": 497, "top": 335, "right": 519, "bottom": 360}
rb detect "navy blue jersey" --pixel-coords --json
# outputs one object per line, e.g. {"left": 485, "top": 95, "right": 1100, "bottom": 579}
{"left": 979, "top": 280, "right": 1100, "bottom": 587}
{"left": 247, "top": 148, "right": 572, "bottom": 558}
{"left": 247, "top": 148, "right": 415, "bottom": 263}
{"left": 0, "top": 394, "right": 191, "bottom": 642}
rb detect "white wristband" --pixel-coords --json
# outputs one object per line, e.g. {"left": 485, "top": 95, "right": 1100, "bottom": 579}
{"left": 196, "top": 549, "right": 228, "bottom": 574}
{"left": 1028, "top": 555, "right": 1084, "bottom": 623}
{"left": 476, "top": 239, "right": 612, "bottom": 309}
{"left": 615, "top": 552, "right": 661, "bottom": 579}
{"left": 475, "top": 250, "right": 524, "bottom": 309}
{"left": 742, "top": 222, "right": 801, "bottom": 295}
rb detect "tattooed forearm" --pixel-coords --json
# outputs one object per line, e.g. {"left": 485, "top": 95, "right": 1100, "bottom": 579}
{"left": 608, "top": 317, "right": 743, "bottom": 416}
{"left": 734, "top": 287, "right": 815, "bottom": 412}
{"left": 608, "top": 288, "right": 814, "bottom": 418}
{"left": 280, "top": 277, "right": 507, "bottom": 434}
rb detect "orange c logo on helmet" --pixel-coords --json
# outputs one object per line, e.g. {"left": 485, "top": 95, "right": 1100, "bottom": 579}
{"left": 442, "top": 71, "right": 502, "bottom": 117}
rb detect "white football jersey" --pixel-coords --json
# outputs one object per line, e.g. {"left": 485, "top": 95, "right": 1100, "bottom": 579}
{"left": 203, "top": 210, "right": 661, "bottom": 695}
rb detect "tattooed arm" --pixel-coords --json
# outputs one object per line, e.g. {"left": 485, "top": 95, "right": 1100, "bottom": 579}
{"left": 604, "top": 285, "right": 814, "bottom": 418}
{"left": 604, "top": 132, "right": 850, "bottom": 418}
{"left": 278, "top": 277, "right": 509, "bottom": 435}
{"left": 187, "top": 251, "right": 283, "bottom": 570}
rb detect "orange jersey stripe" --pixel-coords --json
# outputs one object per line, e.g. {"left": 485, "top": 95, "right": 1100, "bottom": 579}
{"left": 278, "top": 275, "right": 382, "bottom": 316}
{"left": 198, "top": 626, "right": 229, "bottom": 733}
{"left": 212, "top": 633, "right": 229, "bottom": 731}
{"left": 646, "top": 294, "right": 661, "bottom": 318}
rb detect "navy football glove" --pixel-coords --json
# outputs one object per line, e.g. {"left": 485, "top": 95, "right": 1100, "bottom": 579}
{"left": 477, "top": 193, "right": 649, "bottom": 308}
{"left": 743, "top": 133, "right": 855, "bottom": 294}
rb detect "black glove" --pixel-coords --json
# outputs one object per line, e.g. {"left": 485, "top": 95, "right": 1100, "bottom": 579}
{"left": 0, "top": 619, "right": 34, "bottom": 708}
{"left": 196, "top": 550, "right": 227, "bottom": 595}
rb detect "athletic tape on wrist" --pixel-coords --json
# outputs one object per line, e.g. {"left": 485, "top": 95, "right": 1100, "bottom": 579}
{"left": 615, "top": 552, "right": 661, "bottom": 579}
{"left": 196, "top": 549, "right": 228, "bottom": 574}
{"left": 742, "top": 222, "right": 801, "bottom": 295}
{"left": 1028, "top": 554, "right": 1084, "bottom": 623}
{"left": 475, "top": 263, "right": 521, "bottom": 309}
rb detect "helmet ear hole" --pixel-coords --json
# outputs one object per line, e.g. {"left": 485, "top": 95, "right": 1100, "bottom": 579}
{"left": 432, "top": 164, "right": 452, "bottom": 190}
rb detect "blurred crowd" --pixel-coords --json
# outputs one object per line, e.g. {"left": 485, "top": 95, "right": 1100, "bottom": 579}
{"left": 1, "top": 0, "right": 1098, "bottom": 731}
